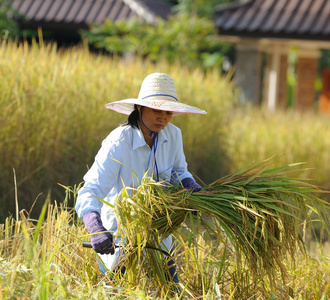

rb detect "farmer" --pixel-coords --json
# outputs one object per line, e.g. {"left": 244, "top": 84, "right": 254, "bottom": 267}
{"left": 75, "top": 72, "right": 206, "bottom": 283}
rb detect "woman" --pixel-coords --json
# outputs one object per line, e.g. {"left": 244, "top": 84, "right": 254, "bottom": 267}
{"left": 75, "top": 72, "right": 206, "bottom": 281}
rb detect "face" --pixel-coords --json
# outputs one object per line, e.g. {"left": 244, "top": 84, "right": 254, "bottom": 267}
{"left": 138, "top": 106, "right": 173, "bottom": 134}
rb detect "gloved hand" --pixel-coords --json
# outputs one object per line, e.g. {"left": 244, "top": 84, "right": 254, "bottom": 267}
{"left": 181, "top": 177, "right": 202, "bottom": 192}
{"left": 82, "top": 211, "right": 115, "bottom": 255}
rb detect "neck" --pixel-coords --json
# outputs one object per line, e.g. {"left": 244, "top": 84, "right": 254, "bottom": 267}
{"left": 139, "top": 122, "right": 154, "bottom": 147}
{"left": 138, "top": 108, "right": 157, "bottom": 147}
{"left": 144, "top": 134, "right": 154, "bottom": 148}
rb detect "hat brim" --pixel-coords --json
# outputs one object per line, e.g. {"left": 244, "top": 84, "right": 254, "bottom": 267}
{"left": 105, "top": 98, "right": 207, "bottom": 116}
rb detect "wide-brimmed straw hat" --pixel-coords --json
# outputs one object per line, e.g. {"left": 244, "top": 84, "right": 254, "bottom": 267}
{"left": 105, "top": 73, "right": 207, "bottom": 116}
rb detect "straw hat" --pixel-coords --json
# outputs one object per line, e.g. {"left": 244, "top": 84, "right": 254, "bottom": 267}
{"left": 105, "top": 73, "right": 207, "bottom": 116}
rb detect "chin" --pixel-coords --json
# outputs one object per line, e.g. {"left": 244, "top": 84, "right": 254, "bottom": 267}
{"left": 153, "top": 126, "right": 163, "bottom": 132}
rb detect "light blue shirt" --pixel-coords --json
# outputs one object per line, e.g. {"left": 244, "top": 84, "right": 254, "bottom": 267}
{"left": 75, "top": 122, "right": 194, "bottom": 271}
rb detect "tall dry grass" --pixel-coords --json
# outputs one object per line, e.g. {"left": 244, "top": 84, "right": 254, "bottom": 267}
{"left": 0, "top": 196, "right": 329, "bottom": 299}
{"left": 222, "top": 108, "right": 330, "bottom": 188}
{"left": 1, "top": 39, "right": 329, "bottom": 220}
{"left": 0, "top": 39, "right": 330, "bottom": 299}
{"left": 0, "top": 39, "right": 234, "bottom": 220}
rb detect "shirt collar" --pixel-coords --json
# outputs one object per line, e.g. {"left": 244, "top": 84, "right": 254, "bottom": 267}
{"left": 132, "top": 125, "right": 168, "bottom": 150}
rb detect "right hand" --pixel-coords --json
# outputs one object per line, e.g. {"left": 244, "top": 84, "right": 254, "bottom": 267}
{"left": 82, "top": 211, "right": 115, "bottom": 255}
{"left": 181, "top": 177, "right": 202, "bottom": 192}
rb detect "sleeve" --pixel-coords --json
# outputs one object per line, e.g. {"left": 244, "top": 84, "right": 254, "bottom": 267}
{"left": 170, "top": 127, "right": 194, "bottom": 184}
{"left": 75, "top": 136, "right": 122, "bottom": 219}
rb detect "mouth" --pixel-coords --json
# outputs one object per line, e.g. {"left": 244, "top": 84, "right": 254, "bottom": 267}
{"left": 154, "top": 124, "right": 164, "bottom": 129}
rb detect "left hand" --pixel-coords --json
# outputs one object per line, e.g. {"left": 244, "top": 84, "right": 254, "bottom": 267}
{"left": 181, "top": 177, "right": 202, "bottom": 192}
{"left": 82, "top": 211, "right": 115, "bottom": 255}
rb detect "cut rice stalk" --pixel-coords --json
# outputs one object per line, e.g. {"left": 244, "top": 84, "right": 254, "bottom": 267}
{"left": 114, "top": 159, "right": 330, "bottom": 283}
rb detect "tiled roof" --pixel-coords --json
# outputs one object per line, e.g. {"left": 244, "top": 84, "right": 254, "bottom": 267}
{"left": 215, "top": 0, "right": 330, "bottom": 41}
{"left": 11, "top": 0, "right": 173, "bottom": 30}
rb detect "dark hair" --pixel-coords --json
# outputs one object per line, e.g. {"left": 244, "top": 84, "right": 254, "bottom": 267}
{"left": 121, "top": 104, "right": 140, "bottom": 128}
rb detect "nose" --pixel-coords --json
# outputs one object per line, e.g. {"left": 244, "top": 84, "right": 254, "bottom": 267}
{"left": 158, "top": 111, "right": 168, "bottom": 120}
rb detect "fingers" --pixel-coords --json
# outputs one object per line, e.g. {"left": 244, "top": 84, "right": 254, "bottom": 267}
{"left": 110, "top": 244, "right": 115, "bottom": 255}
{"left": 94, "top": 240, "right": 114, "bottom": 255}
{"left": 192, "top": 185, "right": 202, "bottom": 192}
{"left": 91, "top": 233, "right": 115, "bottom": 255}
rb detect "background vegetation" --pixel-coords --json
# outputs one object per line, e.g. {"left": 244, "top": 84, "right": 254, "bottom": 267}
{"left": 0, "top": 40, "right": 329, "bottom": 221}
{"left": 0, "top": 0, "right": 330, "bottom": 297}
{"left": 81, "top": 14, "right": 233, "bottom": 71}
{"left": 0, "top": 0, "right": 19, "bottom": 39}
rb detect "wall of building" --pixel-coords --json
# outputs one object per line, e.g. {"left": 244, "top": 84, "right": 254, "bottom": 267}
{"left": 320, "top": 68, "right": 330, "bottom": 113}
{"left": 277, "top": 54, "right": 289, "bottom": 109}
{"left": 234, "top": 39, "right": 323, "bottom": 111}
{"left": 235, "top": 43, "right": 262, "bottom": 105}
{"left": 295, "top": 57, "right": 319, "bottom": 110}
{"left": 263, "top": 47, "right": 319, "bottom": 111}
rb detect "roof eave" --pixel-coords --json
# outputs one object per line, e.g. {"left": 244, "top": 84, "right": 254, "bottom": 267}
{"left": 17, "top": 20, "right": 89, "bottom": 32}
{"left": 217, "top": 30, "right": 330, "bottom": 42}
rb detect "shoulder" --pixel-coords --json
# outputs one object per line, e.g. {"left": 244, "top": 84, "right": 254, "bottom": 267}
{"left": 100, "top": 125, "right": 134, "bottom": 153}
{"left": 161, "top": 123, "right": 183, "bottom": 146}
{"left": 104, "top": 125, "right": 133, "bottom": 144}
{"left": 163, "top": 122, "right": 182, "bottom": 136}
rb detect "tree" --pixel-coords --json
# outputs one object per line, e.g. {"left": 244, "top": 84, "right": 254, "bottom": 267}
{"left": 82, "top": 14, "right": 229, "bottom": 70}
{"left": 82, "top": 0, "right": 239, "bottom": 70}
{"left": 0, "top": 0, "right": 20, "bottom": 39}
{"left": 169, "top": 0, "right": 239, "bottom": 19}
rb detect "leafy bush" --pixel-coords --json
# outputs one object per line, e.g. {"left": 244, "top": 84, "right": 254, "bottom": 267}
{"left": 81, "top": 14, "right": 232, "bottom": 70}
{"left": 0, "top": 0, "right": 20, "bottom": 39}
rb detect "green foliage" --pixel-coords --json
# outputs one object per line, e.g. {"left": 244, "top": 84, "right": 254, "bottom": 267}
{"left": 287, "top": 47, "right": 298, "bottom": 108}
{"left": 174, "top": 0, "right": 239, "bottom": 18}
{"left": 320, "top": 49, "right": 330, "bottom": 68}
{"left": 82, "top": 14, "right": 232, "bottom": 70}
{"left": 0, "top": 0, "right": 20, "bottom": 39}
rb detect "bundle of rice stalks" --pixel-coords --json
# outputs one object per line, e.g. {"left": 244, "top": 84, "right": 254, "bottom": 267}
{"left": 114, "top": 159, "right": 330, "bottom": 285}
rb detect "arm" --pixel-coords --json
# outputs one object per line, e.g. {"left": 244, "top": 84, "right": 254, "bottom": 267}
{"left": 75, "top": 136, "right": 122, "bottom": 218}
{"left": 76, "top": 135, "right": 122, "bottom": 254}
{"left": 171, "top": 127, "right": 202, "bottom": 192}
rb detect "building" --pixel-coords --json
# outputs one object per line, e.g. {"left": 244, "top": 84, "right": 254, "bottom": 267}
{"left": 11, "top": 0, "right": 173, "bottom": 44}
{"left": 215, "top": 0, "right": 330, "bottom": 112}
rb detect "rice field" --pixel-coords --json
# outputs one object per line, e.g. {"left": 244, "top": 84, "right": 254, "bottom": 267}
{"left": 0, "top": 39, "right": 330, "bottom": 299}
{"left": 0, "top": 174, "right": 329, "bottom": 299}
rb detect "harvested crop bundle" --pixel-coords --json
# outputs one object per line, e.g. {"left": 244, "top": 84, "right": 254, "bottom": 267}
{"left": 114, "top": 159, "right": 330, "bottom": 285}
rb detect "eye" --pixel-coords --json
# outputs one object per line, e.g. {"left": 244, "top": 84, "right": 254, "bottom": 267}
{"left": 166, "top": 111, "right": 173, "bottom": 116}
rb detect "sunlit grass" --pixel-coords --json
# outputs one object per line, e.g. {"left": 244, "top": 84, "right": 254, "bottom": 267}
{"left": 1, "top": 39, "right": 330, "bottom": 220}
{"left": 0, "top": 39, "right": 234, "bottom": 220}
{"left": 1, "top": 39, "right": 330, "bottom": 298}
{"left": 0, "top": 185, "right": 329, "bottom": 299}
{"left": 222, "top": 108, "right": 330, "bottom": 187}
{"left": 111, "top": 159, "right": 330, "bottom": 295}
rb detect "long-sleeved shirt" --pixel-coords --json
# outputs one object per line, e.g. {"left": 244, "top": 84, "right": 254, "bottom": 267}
{"left": 75, "top": 122, "right": 194, "bottom": 271}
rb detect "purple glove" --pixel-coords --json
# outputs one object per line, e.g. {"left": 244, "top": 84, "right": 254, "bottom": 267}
{"left": 181, "top": 177, "right": 202, "bottom": 192}
{"left": 82, "top": 211, "right": 115, "bottom": 255}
